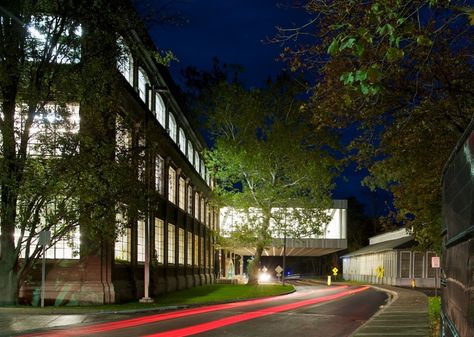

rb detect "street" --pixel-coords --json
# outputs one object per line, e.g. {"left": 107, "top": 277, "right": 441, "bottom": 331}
{"left": 16, "top": 284, "right": 388, "bottom": 337}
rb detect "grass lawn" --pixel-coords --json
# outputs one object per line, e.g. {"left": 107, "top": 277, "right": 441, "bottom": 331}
{"left": 2, "top": 284, "right": 294, "bottom": 313}
{"left": 428, "top": 296, "right": 441, "bottom": 337}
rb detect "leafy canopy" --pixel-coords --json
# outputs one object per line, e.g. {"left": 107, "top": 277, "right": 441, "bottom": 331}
{"left": 275, "top": 0, "right": 474, "bottom": 249}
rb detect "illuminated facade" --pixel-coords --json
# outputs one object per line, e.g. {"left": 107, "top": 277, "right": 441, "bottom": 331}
{"left": 218, "top": 200, "right": 348, "bottom": 278}
{"left": 342, "top": 228, "right": 437, "bottom": 288}
{"left": 16, "top": 5, "right": 217, "bottom": 305}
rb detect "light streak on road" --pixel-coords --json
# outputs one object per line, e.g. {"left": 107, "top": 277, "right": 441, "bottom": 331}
{"left": 18, "top": 285, "right": 365, "bottom": 337}
{"left": 144, "top": 286, "right": 369, "bottom": 337}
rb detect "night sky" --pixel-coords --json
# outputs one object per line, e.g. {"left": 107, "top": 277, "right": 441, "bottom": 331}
{"left": 142, "top": 0, "right": 392, "bottom": 217}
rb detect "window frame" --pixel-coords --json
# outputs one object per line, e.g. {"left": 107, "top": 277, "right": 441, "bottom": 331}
{"left": 168, "top": 166, "right": 176, "bottom": 204}
{"left": 167, "top": 223, "right": 176, "bottom": 265}
{"left": 154, "top": 218, "right": 164, "bottom": 264}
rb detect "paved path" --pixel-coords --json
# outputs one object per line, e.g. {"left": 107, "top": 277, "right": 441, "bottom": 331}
{"left": 351, "top": 285, "right": 430, "bottom": 337}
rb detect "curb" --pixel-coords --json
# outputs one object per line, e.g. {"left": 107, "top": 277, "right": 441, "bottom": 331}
{"left": 349, "top": 285, "right": 399, "bottom": 337}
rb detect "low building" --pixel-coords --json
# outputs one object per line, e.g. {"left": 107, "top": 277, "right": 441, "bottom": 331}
{"left": 342, "top": 228, "right": 438, "bottom": 288}
{"left": 219, "top": 200, "right": 348, "bottom": 278}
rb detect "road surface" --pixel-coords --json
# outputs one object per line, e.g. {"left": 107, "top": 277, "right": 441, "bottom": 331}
{"left": 17, "top": 284, "right": 387, "bottom": 337}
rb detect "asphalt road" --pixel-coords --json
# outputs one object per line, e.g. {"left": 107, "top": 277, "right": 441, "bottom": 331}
{"left": 17, "top": 284, "right": 388, "bottom": 337}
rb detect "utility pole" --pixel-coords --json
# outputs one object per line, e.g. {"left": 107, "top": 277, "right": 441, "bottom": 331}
{"left": 39, "top": 230, "right": 51, "bottom": 308}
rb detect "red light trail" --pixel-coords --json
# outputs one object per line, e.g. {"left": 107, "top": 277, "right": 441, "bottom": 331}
{"left": 19, "top": 285, "right": 366, "bottom": 337}
{"left": 144, "top": 286, "right": 369, "bottom": 337}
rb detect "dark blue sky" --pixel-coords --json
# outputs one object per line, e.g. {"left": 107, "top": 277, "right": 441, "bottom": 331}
{"left": 146, "top": 0, "right": 308, "bottom": 87}
{"left": 143, "top": 0, "right": 392, "bottom": 217}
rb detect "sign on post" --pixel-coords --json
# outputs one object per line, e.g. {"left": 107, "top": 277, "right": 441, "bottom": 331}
{"left": 376, "top": 266, "right": 384, "bottom": 279}
{"left": 431, "top": 256, "right": 440, "bottom": 297}
{"left": 275, "top": 265, "right": 283, "bottom": 277}
{"left": 332, "top": 267, "right": 338, "bottom": 276}
{"left": 39, "top": 230, "right": 51, "bottom": 246}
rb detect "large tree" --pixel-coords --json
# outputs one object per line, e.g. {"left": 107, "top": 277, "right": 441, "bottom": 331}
{"left": 275, "top": 0, "right": 474, "bottom": 249}
{"left": 191, "top": 72, "right": 338, "bottom": 284}
{"left": 0, "top": 0, "right": 156, "bottom": 305}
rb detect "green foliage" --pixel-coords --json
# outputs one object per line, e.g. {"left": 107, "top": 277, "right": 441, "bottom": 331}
{"left": 428, "top": 296, "right": 441, "bottom": 336}
{"left": 276, "top": 0, "right": 474, "bottom": 249}
{"left": 0, "top": 0, "right": 150, "bottom": 304}
{"left": 151, "top": 49, "right": 178, "bottom": 66}
{"left": 187, "top": 69, "right": 338, "bottom": 282}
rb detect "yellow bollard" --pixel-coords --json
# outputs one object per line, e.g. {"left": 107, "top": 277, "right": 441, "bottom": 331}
{"left": 327, "top": 275, "right": 331, "bottom": 286}
{"left": 411, "top": 279, "right": 416, "bottom": 288}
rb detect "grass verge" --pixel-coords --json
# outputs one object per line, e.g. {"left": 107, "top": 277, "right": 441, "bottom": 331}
{"left": 0, "top": 284, "right": 294, "bottom": 314}
{"left": 428, "top": 296, "right": 441, "bottom": 337}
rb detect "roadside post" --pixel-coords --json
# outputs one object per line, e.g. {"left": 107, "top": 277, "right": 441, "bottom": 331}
{"left": 376, "top": 266, "right": 384, "bottom": 284}
{"left": 275, "top": 265, "right": 283, "bottom": 284}
{"left": 431, "top": 256, "right": 440, "bottom": 297}
{"left": 38, "top": 230, "right": 51, "bottom": 308}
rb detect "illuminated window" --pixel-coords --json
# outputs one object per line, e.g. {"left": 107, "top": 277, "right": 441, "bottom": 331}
{"left": 168, "top": 166, "right": 176, "bottom": 203}
{"left": 194, "top": 150, "right": 199, "bottom": 170}
{"left": 115, "top": 227, "right": 131, "bottom": 262}
{"left": 207, "top": 205, "right": 211, "bottom": 227}
{"left": 155, "top": 155, "right": 164, "bottom": 194}
{"left": 200, "top": 198, "right": 205, "bottom": 223}
{"left": 44, "top": 225, "right": 80, "bottom": 259}
{"left": 154, "top": 218, "right": 164, "bottom": 263}
{"left": 194, "top": 234, "right": 199, "bottom": 266}
{"left": 187, "top": 186, "right": 193, "bottom": 215}
{"left": 187, "top": 232, "right": 192, "bottom": 265}
{"left": 413, "top": 252, "right": 424, "bottom": 278}
{"left": 155, "top": 93, "right": 166, "bottom": 127}
{"left": 27, "top": 104, "right": 80, "bottom": 157}
{"left": 137, "top": 218, "right": 145, "bottom": 262}
{"left": 187, "top": 141, "right": 194, "bottom": 164}
{"left": 210, "top": 244, "right": 214, "bottom": 270}
{"left": 168, "top": 113, "right": 177, "bottom": 142}
{"left": 27, "top": 16, "right": 81, "bottom": 64}
{"left": 178, "top": 177, "right": 186, "bottom": 209}
{"left": 138, "top": 136, "right": 145, "bottom": 182}
{"left": 194, "top": 192, "right": 199, "bottom": 219}
{"left": 117, "top": 38, "right": 133, "bottom": 84}
{"left": 138, "top": 68, "right": 149, "bottom": 103}
{"left": 115, "top": 116, "right": 131, "bottom": 157}
{"left": 200, "top": 159, "right": 205, "bottom": 178}
{"left": 114, "top": 208, "right": 130, "bottom": 261}
{"left": 200, "top": 236, "right": 204, "bottom": 266}
{"left": 178, "top": 228, "right": 185, "bottom": 265}
{"left": 206, "top": 241, "right": 211, "bottom": 268}
{"left": 400, "top": 251, "right": 411, "bottom": 278}
{"left": 178, "top": 128, "right": 186, "bottom": 153}
{"left": 167, "top": 223, "right": 175, "bottom": 264}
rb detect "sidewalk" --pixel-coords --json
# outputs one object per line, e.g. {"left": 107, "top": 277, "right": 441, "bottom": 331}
{"left": 351, "top": 285, "right": 430, "bottom": 337}
{"left": 0, "top": 304, "right": 183, "bottom": 337}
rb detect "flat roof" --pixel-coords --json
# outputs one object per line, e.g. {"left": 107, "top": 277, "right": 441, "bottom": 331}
{"left": 341, "top": 236, "right": 415, "bottom": 258}
{"left": 222, "top": 238, "right": 347, "bottom": 257}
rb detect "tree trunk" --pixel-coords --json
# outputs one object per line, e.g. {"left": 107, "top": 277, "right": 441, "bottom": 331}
{"left": 0, "top": 253, "right": 19, "bottom": 305}
{"left": 247, "top": 245, "right": 263, "bottom": 285}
